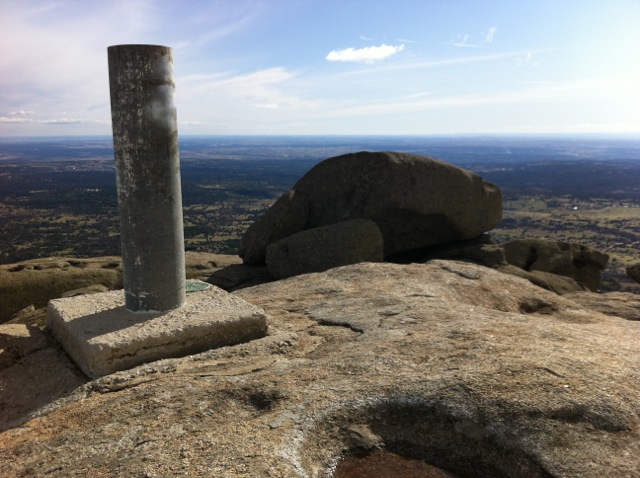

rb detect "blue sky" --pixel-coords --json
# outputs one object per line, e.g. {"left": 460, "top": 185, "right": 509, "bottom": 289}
{"left": 1, "top": 0, "right": 639, "bottom": 136}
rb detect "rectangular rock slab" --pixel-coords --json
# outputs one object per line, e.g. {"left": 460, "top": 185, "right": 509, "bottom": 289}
{"left": 47, "top": 285, "right": 268, "bottom": 379}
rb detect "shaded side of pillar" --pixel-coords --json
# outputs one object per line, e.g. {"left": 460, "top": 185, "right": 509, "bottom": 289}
{"left": 108, "top": 44, "right": 186, "bottom": 312}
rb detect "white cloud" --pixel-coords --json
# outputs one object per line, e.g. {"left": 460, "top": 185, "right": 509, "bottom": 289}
{"left": 8, "top": 110, "right": 35, "bottom": 116}
{"left": 0, "top": 116, "right": 32, "bottom": 123}
{"left": 178, "top": 67, "right": 308, "bottom": 110}
{"left": 0, "top": 116, "right": 108, "bottom": 125}
{"left": 176, "top": 66, "right": 318, "bottom": 132}
{"left": 326, "top": 44, "right": 405, "bottom": 63}
{"left": 316, "top": 51, "right": 529, "bottom": 83}
{"left": 485, "top": 27, "right": 497, "bottom": 43}
{"left": 40, "top": 118, "right": 110, "bottom": 125}
{"left": 451, "top": 35, "right": 482, "bottom": 48}
{"left": 516, "top": 52, "right": 534, "bottom": 66}
{"left": 39, "top": 118, "right": 84, "bottom": 125}
{"left": 359, "top": 35, "right": 374, "bottom": 41}
{"left": 0, "top": 0, "right": 266, "bottom": 136}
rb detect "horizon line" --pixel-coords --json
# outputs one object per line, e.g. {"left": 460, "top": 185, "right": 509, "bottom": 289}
{"left": 1, "top": 131, "right": 639, "bottom": 141}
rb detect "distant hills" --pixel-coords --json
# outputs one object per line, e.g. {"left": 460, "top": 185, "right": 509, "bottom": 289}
{"left": 0, "top": 135, "right": 639, "bottom": 290}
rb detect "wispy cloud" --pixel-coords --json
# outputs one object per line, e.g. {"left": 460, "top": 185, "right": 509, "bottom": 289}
{"left": 176, "top": 66, "right": 318, "bottom": 130}
{"left": 175, "top": 4, "right": 264, "bottom": 51}
{"left": 326, "top": 44, "right": 405, "bottom": 63}
{"left": 0, "top": 0, "right": 267, "bottom": 135}
{"left": 316, "top": 51, "right": 530, "bottom": 82}
{"left": 485, "top": 27, "right": 497, "bottom": 43}
{"left": 0, "top": 116, "right": 108, "bottom": 125}
{"left": 40, "top": 118, "right": 85, "bottom": 125}
{"left": 451, "top": 34, "right": 482, "bottom": 48}
{"left": 0, "top": 116, "right": 32, "bottom": 124}
{"left": 359, "top": 35, "right": 374, "bottom": 41}
{"left": 304, "top": 77, "right": 632, "bottom": 123}
{"left": 43, "top": 118, "right": 109, "bottom": 125}
{"left": 7, "top": 110, "right": 35, "bottom": 116}
{"left": 516, "top": 52, "right": 534, "bottom": 66}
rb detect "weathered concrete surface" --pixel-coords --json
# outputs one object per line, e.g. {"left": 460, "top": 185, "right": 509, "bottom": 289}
{"left": 108, "top": 44, "right": 186, "bottom": 312}
{"left": 47, "top": 283, "right": 268, "bottom": 378}
{"left": 1, "top": 260, "right": 639, "bottom": 477}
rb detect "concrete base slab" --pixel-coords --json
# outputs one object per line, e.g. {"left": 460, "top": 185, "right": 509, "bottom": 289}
{"left": 47, "top": 283, "right": 268, "bottom": 379}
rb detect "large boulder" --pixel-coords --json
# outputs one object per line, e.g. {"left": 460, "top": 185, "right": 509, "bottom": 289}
{"left": 502, "top": 239, "right": 609, "bottom": 291}
{"left": 0, "top": 261, "right": 638, "bottom": 476}
{"left": 266, "top": 219, "right": 384, "bottom": 279}
{"left": 239, "top": 190, "right": 309, "bottom": 265}
{"left": 240, "top": 152, "right": 502, "bottom": 265}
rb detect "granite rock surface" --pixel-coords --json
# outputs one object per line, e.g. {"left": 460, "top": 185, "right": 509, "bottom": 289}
{"left": 266, "top": 218, "right": 384, "bottom": 279}
{"left": 239, "top": 152, "right": 502, "bottom": 265}
{"left": 1, "top": 260, "right": 638, "bottom": 477}
{"left": 502, "top": 239, "right": 609, "bottom": 292}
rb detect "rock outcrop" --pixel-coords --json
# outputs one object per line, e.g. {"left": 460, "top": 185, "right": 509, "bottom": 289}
{"left": 0, "top": 252, "right": 243, "bottom": 324}
{"left": 502, "top": 239, "right": 609, "bottom": 292}
{"left": 0, "top": 257, "right": 123, "bottom": 325}
{"left": 564, "top": 290, "right": 640, "bottom": 320}
{"left": 0, "top": 150, "right": 633, "bottom": 475}
{"left": 239, "top": 152, "right": 503, "bottom": 269}
{"left": 266, "top": 218, "right": 384, "bottom": 279}
{"left": 627, "top": 262, "right": 640, "bottom": 285}
{"left": 497, "top": 264, "right": 586, "bottom": 295}
{"left": 1, "top": 260, "right": 638, "bottom": 477}
{"left": 389, "top": 236, "right": 607, "bottom": 294}
{"left": 236, "top": 151, "right": 611, "bottom": 293}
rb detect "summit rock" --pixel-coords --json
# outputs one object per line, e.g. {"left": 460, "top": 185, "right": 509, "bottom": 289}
{"left": 1, "top": 260, "right": 638, "bottom": 477}
{"left": 239, "top": 152, "right": 503, "bottom": 266}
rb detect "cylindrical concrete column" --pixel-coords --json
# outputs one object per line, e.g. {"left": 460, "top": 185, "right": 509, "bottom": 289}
{"left": 108, "top": 44, "right": 186, "bottom": 312}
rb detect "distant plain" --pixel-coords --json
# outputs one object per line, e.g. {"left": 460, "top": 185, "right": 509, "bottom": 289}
{"left": 1, "top": 135, "right": 639, "bottom": 291}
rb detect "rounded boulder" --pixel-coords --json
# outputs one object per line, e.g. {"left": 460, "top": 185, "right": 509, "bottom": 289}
{"left": 265, "top": 218, "right": 384, "bottom": 279}
{"left": 240, "top": 152, "right": 502, "bottom": 264}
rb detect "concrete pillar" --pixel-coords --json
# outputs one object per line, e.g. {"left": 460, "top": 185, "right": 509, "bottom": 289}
{"left": 108, "top": 44, "right": 186, "bottom": 312}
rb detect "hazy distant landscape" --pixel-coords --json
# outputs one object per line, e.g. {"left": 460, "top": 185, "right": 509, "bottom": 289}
{"left": 1, "top": 135, "right": 639, "bottom": 291}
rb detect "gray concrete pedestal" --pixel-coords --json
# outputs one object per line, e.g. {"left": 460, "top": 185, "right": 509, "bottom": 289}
{"left": 47, "top": 283, "right": 268, "bottom": 379}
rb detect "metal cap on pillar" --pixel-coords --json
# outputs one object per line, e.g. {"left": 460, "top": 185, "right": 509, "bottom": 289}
{"left": 108, "top": 44, "right": 186, "bottom": 312}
